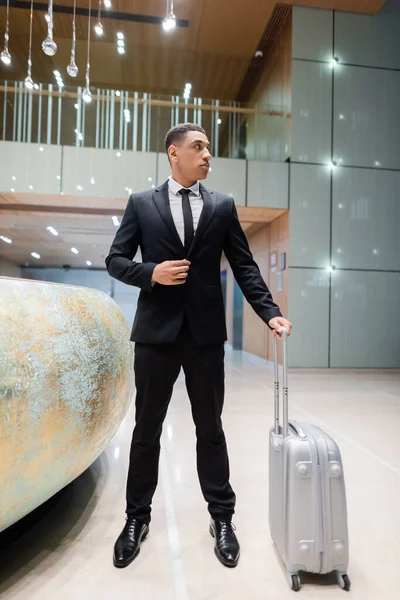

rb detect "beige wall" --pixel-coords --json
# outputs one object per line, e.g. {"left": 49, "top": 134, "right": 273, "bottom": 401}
{"left": 221, "top": 213, "right": 289, "bottom": 363}
{"left": 0, "top": 256, "right": 21, "bottom": 278}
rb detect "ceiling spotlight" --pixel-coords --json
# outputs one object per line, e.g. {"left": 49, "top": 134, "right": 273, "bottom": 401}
{"left": 217, "top": 118, "right": 222, "bottom": 125}
{"left": 31, "top": 252, "right": 41, "bottom": 259}
{"left": 76, "top": 184, "right": 83, "bottom": 191}
{"left": 255, "top": 50, "right": 263, "bottom": 59}
{"left": 0, "top": 236, "right": 12, "bottom": 244}
{"left": 117, "top": 39, "right": 125, "bottom": 47}
{"left": 117, "top": 46, "right": 125, "bottom": 55}
{"left": 116, "top": 151, "right": 121, "bottom": 157}
{"left": 90, "top": 177, "right": 95, "bottom": 184}
{"left": 53, "top": 70, "right": 61, "bottom": 77}
{"left": 74, "top": 103, "right": 79, "bottom": 109}
{"left": 95, "top": 22, "right": 104, "bottom": 36}
{"left": 71, "top": 247, "right": 79, "bottom": 254}
{"left": 104, "top": 0, "right": 112, "bottom": 8}
{"left": 115, "top": 90, "right": 121, "bottom": 97}
{"left": 185, "top": 83, "right": 192, "bottom": 90}
{"left": 117, "top": 32, "right": 124, "bottom": 40}
{"left": 86, "top": 260, "right": 92, "bottom": 266}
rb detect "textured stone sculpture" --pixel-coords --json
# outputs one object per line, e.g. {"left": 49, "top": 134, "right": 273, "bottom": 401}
{"left": 0, "top": 276, "right": 134, "bottom": 533}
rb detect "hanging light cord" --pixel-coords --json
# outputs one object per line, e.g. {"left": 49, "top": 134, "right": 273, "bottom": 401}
{"left": 98, "top": 0, "right": 101, "bottom": 23}
{"left": 73, "top": 0, "right": 77, "bottom": 42}
{"left": 28, "top": 0, "right": 33, "bottom": 73}
{"left": 5, "top": 0, "right": 10, "bottom": 45}
{"left": 86, "top": 0, "right": 92, "bottom": 83}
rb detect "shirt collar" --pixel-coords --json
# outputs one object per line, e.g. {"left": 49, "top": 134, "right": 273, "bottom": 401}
{"left": 168, "top": 176, "right": 201, "bottom": 197}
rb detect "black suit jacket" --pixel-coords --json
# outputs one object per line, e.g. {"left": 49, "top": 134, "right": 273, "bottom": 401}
{"left": 105, "top": 180, "right": 282, "bottom": 344}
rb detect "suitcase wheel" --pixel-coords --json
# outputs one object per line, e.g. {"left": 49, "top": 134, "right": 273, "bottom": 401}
{"left": 336, "top": 571, "right": 351, "bottom": 592}
{"left": 288, "top": 574, "right": 301, "bottom": 592}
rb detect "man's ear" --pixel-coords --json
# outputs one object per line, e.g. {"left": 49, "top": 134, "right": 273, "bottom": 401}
{"left": 168, "top": 145, "right": 178, "bottom": 162}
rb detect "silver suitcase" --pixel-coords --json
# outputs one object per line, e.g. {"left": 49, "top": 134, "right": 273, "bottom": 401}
{"left": 268, "top": 330, "right": 351, "bottom": 592}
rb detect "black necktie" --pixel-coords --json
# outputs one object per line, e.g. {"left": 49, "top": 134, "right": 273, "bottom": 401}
{"left": 179, "top": 188, "right": 194, "bottom": 253}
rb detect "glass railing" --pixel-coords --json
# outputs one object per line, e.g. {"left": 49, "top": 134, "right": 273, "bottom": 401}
{"left": 0, "top": 80, "right": 291, "bottom": 161}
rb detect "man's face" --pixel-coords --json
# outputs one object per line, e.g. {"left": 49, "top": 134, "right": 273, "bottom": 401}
{"left": 169, "top": 130, "right": 212, "bottom": 182}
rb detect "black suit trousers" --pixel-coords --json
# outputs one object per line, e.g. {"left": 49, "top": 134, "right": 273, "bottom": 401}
{"left": 126, "top": 318, "right": 236, "bottom": 523}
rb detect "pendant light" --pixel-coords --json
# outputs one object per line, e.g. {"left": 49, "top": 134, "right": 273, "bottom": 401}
{"left": 24, "top": 0, "right": 34, "bottom": 89}
{"left": 1, "top": 0, "right": 11, "bottom": 66}
{"left": 67, "top": 0, "right": 79, "bottom": 77}
{"left": 162, "top": 0, "right": 176, "bottom": 32}
{"left": 95, "top": 0, "right": 104, "bottom": 36}
{"left": 82, "top": 0, "right": 93, "bottom": 103}
{"left": 42, "top": 0, "right": 57, "bottom": 56}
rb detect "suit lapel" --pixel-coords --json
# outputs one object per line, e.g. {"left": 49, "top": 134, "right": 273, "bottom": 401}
{"left": 152, "top": 181, "right": 184, "bottom": 250}
{"left": 187, "top": 184, "right": 217, "bottom": 258}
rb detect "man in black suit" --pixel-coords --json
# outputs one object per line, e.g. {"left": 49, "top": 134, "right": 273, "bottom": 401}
{"left": 106, "top": 123, "right": 292, "bottom": 570}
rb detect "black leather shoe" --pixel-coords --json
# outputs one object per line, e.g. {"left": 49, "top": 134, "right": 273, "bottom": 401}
{"left": 113, "top": 517, "right": 149, "bottom": 568}
{"left": 209, "top": 519, "right": 240, "bottom": 568}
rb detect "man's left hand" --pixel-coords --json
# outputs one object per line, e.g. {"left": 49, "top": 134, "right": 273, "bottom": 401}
{"left": 268, "top": 316, "right": 292, "bottom": 339}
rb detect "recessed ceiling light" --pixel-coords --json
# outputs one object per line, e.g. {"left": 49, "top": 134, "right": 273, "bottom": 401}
{"left": 91, "top": 177, "right": 95, "bottom": 185}
{"left": 77, "top": 184, "right": 83, "bottom": 191}
{"left": 39, "top": 146, "right": 44, "bottom": 151}
{"left": 117, "top": 39, "right": 125, "bottom": 47}
{"left": 86, "top": 260, "right": 92, "bottom": 266}
{"left": 29, "top": 185, "right": 33, "bottom": 190}
{"left": 104, "top": 0, "right": 112, "bottom": 8}
{"left": 31, "top": 252, "right": 41, "bottom": 259}
{"left": 10, "top": 187, "right": 15, "bottom": 192}
{"left": 115, "top": 90, "right": 121, "bottom": 97}
{"left": 117, "top": 47, "right": 125, "bottom": 55}
{"left": 74, "top": 103, "right": 79, "bottom": 109}
{"left": 71, "top": 247, "right": 79, "bottom": 254}
{"left": 217, "top": 118, "right": 222, "bottom": 125}
{"left": 12, "top": 176, "right": 16, "bottom": 181}
{"left": 116, "top": 151, "right": 121, "bottom": 157}
{"left": 53, "top": 70, "right": 61, "bottom": 77}
{"left": 117, "top": 32, "right": 124, "bottom": 40}
{"left": 0, "top": 236, "right": 12, "bottom": 244}
{"left": 46, "top": 226, "right": 59, "bottom": 236}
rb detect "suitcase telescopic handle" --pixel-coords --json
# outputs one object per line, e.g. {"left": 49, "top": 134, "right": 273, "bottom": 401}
{"left": 273, "top": 327, "right": 289, "bottom": 438}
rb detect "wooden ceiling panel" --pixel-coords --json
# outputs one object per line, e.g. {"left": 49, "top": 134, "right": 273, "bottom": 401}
{"left": 0, "top": 0, "right": 388, "bottom": 100}
{"left": 195, "top": 0, "right": 276, "bottom": 57}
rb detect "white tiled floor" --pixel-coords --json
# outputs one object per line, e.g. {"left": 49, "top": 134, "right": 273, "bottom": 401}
{"left": 1, "top": 348, "right": 399, "bottom": 599}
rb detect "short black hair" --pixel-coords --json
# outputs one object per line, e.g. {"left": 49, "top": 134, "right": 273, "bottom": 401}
{"left": 165, "top": 123, "right": 206, "bottom": 154}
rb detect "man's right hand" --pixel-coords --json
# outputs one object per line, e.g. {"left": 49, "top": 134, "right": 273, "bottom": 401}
{"left": 151, "top": 260, "right": 190, "bottom": 286}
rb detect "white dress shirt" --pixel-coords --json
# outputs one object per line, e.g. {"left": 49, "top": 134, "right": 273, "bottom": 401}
{"left": 168, "top": 176, "right": 204, "bottom": 245}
